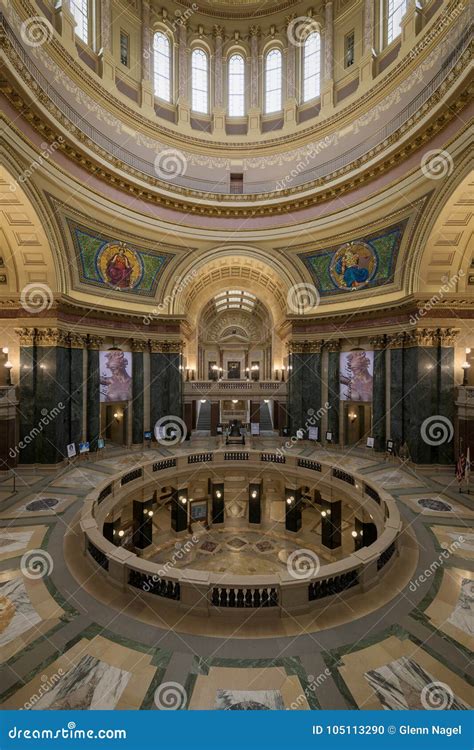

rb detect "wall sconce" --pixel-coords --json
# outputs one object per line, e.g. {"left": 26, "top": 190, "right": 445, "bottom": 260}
{"left": 118, "top": 529, "right": 125, "bottom": 538}
{"left": 179, "top": 495, "right": 187, "bottom": 505}
{"left": 200, "top": 399, "right": 207, "bottom": 404}
{"left": 2, "top": 346, "right": 8, "bottom": 354}
{"left": 351, "top": 530, "right": 358, "bottom": 538}
{"left": 286, "top": 495, "right": 294, "bottom": 505}
{"left": 232, "top": 399, "right": 238, "bottom": 404}
{"left": 113, "top": 411, "right": 122, "bottom": 422}
{"left": 4, "top": 358, "right": 13, "bottom": 386}
{"left": 215, "top": 490, "right": 222, "bottom": 498}
{"left": 461, "top": 352, "right": 471, "bottom": 386}
{"left": 264, "top": 399, "right": 269, "bottom": 404}
{"left": 251, "top": 490, "right": 257, "bottom": 499}
{"left": 144, "top": 509, "right": 153, "bottom": 517}
{"left": 321, "top": 509, "right": 331, "bottom": 518}
{"left": 348, "top": 411, "right": 358, "bottom": 423}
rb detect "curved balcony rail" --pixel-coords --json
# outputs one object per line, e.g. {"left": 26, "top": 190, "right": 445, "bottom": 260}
{"left": 80, "top": 449, "right": 402, "bottom": 617}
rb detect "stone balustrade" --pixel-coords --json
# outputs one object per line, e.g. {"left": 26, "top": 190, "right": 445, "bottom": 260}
{"left": 80, "top": 449, "right": 402, "bottom": 618}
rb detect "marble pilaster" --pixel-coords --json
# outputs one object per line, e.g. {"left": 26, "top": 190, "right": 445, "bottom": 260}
{"left": 370, "top": 336, "right": 387, "bottom": 452}
{"left": 326, "top": 341, "right": 340, "bottom": 444}
{"left": 86, "top": 336, "right": 103, "bottom": 452}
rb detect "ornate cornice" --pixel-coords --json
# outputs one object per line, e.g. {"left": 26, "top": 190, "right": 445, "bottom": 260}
{"left": 368, "top": 335, "right": 387, "bottom": 350}
{"left": 149, "top": 340, "right": 184, "bottom": 353}
{"left": 287, "top": 339, "right": 324, "bottom": 353}
{"left": 324, "top": 339, "right": 341, "bottom": 352}
{"left": 86, "top": 335, "right": 104, "bottom": 350}
{"left": 386, "top": 327, "right": 461, "bottom": 348}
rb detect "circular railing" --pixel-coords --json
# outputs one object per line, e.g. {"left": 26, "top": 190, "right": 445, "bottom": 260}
{"left": 80, "top": 449, "right": 402, "bottom": 617}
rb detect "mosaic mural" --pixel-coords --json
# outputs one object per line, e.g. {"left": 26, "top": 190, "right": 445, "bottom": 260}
{"left": 299, "top": 221, "right": 408, "bottom": 296}
{"left": 68, "top": 222, "right": 173, "bottom": 296}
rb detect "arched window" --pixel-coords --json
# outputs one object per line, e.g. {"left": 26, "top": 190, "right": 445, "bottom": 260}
{"left": 191, "top": 48, "right": 209, "bottom": 114}
{"left": 302, "top": 32, "right": 321, "bottom": 102}
{"left": 387, "top": 0, "right": 407, "bottom": 43}
{"left": 228, "top": 54, "right": 245, "bottom": 117}
{"left": 153, "top": 32, "right": 171, "bottom": 102}
{"left": 70, "top": 0, "right": 89, "bottom": 43}
{"left": 264, "top": 49, "right": 282, "bottom": 114}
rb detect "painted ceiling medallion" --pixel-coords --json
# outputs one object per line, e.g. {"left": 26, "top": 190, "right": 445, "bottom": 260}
{"left": 329, "top": 241, "right": 377, "bottom": 290}
{"left": 96, "top": 242, "right": 144, "bottom": 291}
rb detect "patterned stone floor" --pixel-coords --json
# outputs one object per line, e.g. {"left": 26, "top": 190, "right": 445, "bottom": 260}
{"left": 0, "top": 439, "right": 472, "bottom": 711}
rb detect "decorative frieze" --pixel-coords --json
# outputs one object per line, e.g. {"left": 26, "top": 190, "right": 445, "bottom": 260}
{"left": 287, "top": 340, "right": 324, "bottom": 354}
{"left": 324, "top": 339, "right": 341, "bottom": 352}
{"left": 438, "top": 327, "right": 460, "bottom": 347}
{"left": 15, "top": 328, "right": 36, "bottom": 346}
{"left": 369, "top": 335, "right": 387, "bottom": 350}
{"left": 149, "top": 340, "right": 184, "bottom": 353}
{"left": 86, "top": 335, "right": 104, "bottom": 350}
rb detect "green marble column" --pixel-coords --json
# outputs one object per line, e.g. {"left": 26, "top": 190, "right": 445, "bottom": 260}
{"left": 131, "top": 346, "right": 145, "bottom": 444}
{"left": 149, "top": 347, "right": 167, "bottom": 432}
{"left": 389, "top": 334, "right": 405, "bottom": 450}
{"left": 167, "top": 351, "right": 183, "bottom": 419}
{"left": 437, "top": 329, "right": 456, "bottom": 465}
{"left": 149, "top": 344, "right": 183, "bottom": 433}
{"left": 371, "top": 337, "right": 387, "bottom": 453}
{"left": 327, "top": 344, "right": 340, "bottom": 443}
{"left": 18, "top": 329, "right": 36, "bottom": 464}
{"left": 69, "top": 335, "right": 84, "bottom": 446}
{"left": 404, "top": 339, "right": 438, "bottom": 464}
{"left": 288, "top": 344, "right": 323, "bottom": 437}
{"left": 86, "top": 336, "right": 103, "bottom": 451}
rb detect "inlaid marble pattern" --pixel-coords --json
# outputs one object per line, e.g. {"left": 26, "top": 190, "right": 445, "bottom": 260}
{"left": 0, "top": 530, "right": 34, "bottom": 556}
{"left": 33, "top": 654, "right": 131, "bottom": 710}
{"left": 368, "top": 468, "right": 422, "bottom": 489}
{"left": 0, "top": 577, "right": 42, "bottom": 647}
{"left": 0, "top": 494, "right": 77, "bottom": 520}
{"left": 50, "top": 468, "right": 110, "bottom": 489}
{"left": 215, "top": 689, "right": 284, "bottom": 710}
{"left": 431, "top": 526, "right": 474, "bottom": 560}
{"left": 424, "top": 567, "right": 474, "bottom": 650}
{"left": 364, "top": 657, "right": 469, "bottom": 710}
{"left": 447, "top": 578, "right": 474, "bottom": 636}
{"left": 338, "top": 635, "right": 472, "bottom": 710}
{"left": 398, "top": 494, "right": 474, "bottom": 519}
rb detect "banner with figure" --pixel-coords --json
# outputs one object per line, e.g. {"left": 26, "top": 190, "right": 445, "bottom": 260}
{"left": 339, "top": 350, "right": 374, "bottom": 402}
{"left": 99, "top": 350, "right": 132, "bottom": 402}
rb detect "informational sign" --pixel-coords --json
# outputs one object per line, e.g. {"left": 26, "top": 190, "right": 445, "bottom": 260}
{"left": 339, "top": 350, "right": 374, "bottom": 402}
{"left": 99, "top": 349, "right": 132, "bottom": 402}
{"left": 97, "top": 438, "right": 105, "bottom": 450}
{"left": 326, "top": 431, "right": 333, "bottom": 442}
{"left": 308, "top": 426, "right": 319, "bottom": 441}
{"left": 366, "top": 436, "right": 375, "bottom": 448}
{"left": 79, "top": 441, "right": 90, "bottom": 454}
{"left": 190, "top": 500, "right": 207, "bottom": 520}
{"left": 216, "top": 424, "right": 223, "bottom": 435}
{"left": 251, "top": 422, "right": 260, "bottom": 436}
{"left": 144, "top": 431, "right": 152, "bottom": 441}
{"left": 296, "top": 429, "right": 304, "bottom": 440}
{"left": 386, "top": 439, "right": 394, "bottom": 453}
{"left": 66, "top": 443, "right": 76, "bottom": 459}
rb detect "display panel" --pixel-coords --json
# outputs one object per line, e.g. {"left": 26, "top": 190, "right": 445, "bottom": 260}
{"left": 99, "top": 350, "right": 132, "bottom": 402}
{"left": 339, "top": 350, "right": 374, "bottom": 402}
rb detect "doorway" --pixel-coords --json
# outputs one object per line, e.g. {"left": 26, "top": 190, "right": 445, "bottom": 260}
{"left": 101, "top": 402, "right": 128, "bottom": 445}
{"left": 343, "top": 402, "right": 372, "bottom": 446}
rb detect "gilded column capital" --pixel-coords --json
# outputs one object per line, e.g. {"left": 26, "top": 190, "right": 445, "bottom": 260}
{"left": 386, "top": 332, "right": 405, "bottom": 349}
{"left": 324, "top": 339, "right": 341, "bottom": 352}
{"left": 130, "top": 338, "right": 149, "bottom": 352}
{"left": 35, "top": 328, "right": 69, "bottom": 347}
{"left": 288, "top": 339, "right": 323, "bottom": 354}
{"left": 68, "top": 332, "right": 87, "bottom": 349}
{"left": 369, "top": 335, "right": 387, "bottom": 350}
{"left": 149, "top": 339, "right": 184, "bottom": 354}
{"left": 404, "top": 328, "right": 438, "bottom": 348}
{"left": 86, "top": 335, "right": 104, "bottom": 350}
{"left": 438, "top": 327, "right": 460, "bottom": 347}
{"left": 15, "top": 327, "right": 36, "bottom": 346}
{"left": 213, "top": 24, "right": 224, "bottom": 38}
{"left": 249, "top": 25, "right": 260, "bottom": 38}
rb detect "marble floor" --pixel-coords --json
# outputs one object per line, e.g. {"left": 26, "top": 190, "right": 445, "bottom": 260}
{"left": 0, "top": 440, "right": 472, "bottom": 712}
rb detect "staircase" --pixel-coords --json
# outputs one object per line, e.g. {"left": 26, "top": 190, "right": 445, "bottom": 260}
{"left": 259, "top": 402, "right": 273, "bottom": 432}
{"left": 196, "top": 400, "right": 211, "bottom": 432}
